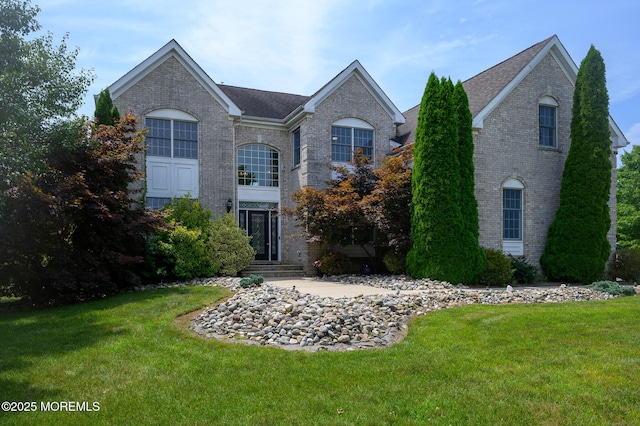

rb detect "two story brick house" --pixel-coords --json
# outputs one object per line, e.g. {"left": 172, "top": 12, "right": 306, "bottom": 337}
{"left": 107, "top": 35, "right": 628, "bottom": 275}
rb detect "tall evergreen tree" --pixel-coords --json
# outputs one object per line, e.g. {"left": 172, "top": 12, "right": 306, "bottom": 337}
{"left": 540, "top": 45, "right": 612, "bottom": 283}
{"left": 94, "top": 88, "right": 120, "bottom": 126}
{"left": 454, "top": 81, "right": 486, "bottom": 283}
{"left": 406, "top": 74, "right": 469, "bottom": 283}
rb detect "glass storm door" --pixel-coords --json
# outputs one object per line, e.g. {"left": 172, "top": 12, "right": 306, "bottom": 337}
{"left": 248, "top": 211, "right": 269, "bottom": 261}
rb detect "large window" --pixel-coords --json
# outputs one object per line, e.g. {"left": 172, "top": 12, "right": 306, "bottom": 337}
{"left": 293, "top": 128, "right": 301, "bottom": 166}
{"left": 503, "top": 188, "right": 522, "bottom": 240}
{"left": 539, "top": 104, "right": 557, "bottom": 148}
{"left": 238, "top": 145, "right": 279, "bottom": 187}
{"left": 331, "top": 124, "right": 374, "bottom": 162}
{"left": 144, "top": 112, "right": 199, "bottom": 209}
{"left": 146, "top": 118, "right": 198, "bottom": 158}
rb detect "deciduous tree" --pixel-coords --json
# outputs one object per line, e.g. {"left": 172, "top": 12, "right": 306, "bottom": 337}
{"left": 616, "top": 145, "right": 640, "bottom": 248}
{"left": 0, "top": 0, "right": 94, "bottom": 189}
{"left": 0, "top": 113, "right": 162, "bottom": 306}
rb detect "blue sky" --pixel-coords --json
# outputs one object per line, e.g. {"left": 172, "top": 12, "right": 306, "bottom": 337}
{"left": 37, "top": 0, "right": 639, "bottom": 154}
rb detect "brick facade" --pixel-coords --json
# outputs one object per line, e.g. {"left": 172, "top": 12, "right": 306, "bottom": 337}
{"left": 109, "top": 37, "right": 626, "bottom": 276}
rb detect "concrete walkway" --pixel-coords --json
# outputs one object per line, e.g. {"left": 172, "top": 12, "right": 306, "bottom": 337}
{"left": 266, "top": 276, "right": 403, "bottom": 298}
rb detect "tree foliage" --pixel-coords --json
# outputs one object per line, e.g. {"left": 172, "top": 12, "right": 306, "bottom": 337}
{"left": 286, "top": 149, "right": 413, "bottom": 272}
{"left": 541, "top": 45, "right": 612, "bottom": 283}
{"left": 147, "top": 195, "right": 218, "bottom": 281}
{"left": 0, "top": 0, "right": 94, "bottom": 188}
{"left": 0, "top": 113, "right": 162, "bottom": 305}
{"left": 453, "top": 80, "right": 486, "bottom": 283}
{"left": 361, "top": 145, "right": 413, "bottom": 266}
{"left": 406, "top": 73, "right": 483, "bottom": 284}
{"left": 617, "top": 145, "right": 640, "bottom": 249}
{"left": 210, "top": 213, "right": 255, "bottom": 276}
{"left": 94, "top": 88, "right": 121, "bottom": 126}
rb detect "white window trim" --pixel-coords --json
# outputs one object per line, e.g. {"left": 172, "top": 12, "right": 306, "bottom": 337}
{"left": 145, "top": 112, "right": 199, "bottom": 200}
{"left": 502, "top": 179, "right": 524, "bottom": 256}
{"left": 538, "top": 96, "right": 558, "bottom": 149}
{"left": 331, "top": 118, "right": 375, "bottom": 164}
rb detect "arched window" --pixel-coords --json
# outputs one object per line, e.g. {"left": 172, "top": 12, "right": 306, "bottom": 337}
{"left": 331, "top": 118, "right": 374, "bottom": 162}
{"left": 238, "top": 145, "right": 279, "bottom": 187}
{"left": 539, "top": 96, "right": 558, "bottom": 148}
{"left": 145, "top": 109, "right": 199, "bottom": 209}
{"left": 502, "top": 178, "right": 524, "bottom": 255}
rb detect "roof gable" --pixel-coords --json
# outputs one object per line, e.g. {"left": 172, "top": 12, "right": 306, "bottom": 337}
{"left": 397, "top": 35, "right": 629, "bottom": 148}
{"left": 300, "top": 60, "right": 405, "bottom": 125}
{"left": 466, "top": 35, "right": 572, "bottom": 129}
{"left": 108, "top": 40, "right": 241, "bottom": 116}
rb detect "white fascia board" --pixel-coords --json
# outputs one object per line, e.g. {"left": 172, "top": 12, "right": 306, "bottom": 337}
{"left": 303, "top": 60, "right": 405, "bottom": 125}
{"left": 610, "top": 116, "right": 630, "bottom": 148}
{"left": 235, "top": 116, "right": 288, "bottom": 131}
{"left": 108, "top": 40, "right": 242, "bottom": 117}
{"left": 473, "top": 36, "right": 567, "bottom": 129}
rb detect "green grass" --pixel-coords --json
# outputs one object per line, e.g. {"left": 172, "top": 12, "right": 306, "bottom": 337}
{"left": 1, "top": 286, "right": 639, "bottom": 425}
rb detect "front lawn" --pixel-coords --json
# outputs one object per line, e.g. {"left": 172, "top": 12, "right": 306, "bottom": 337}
{"left": 1, "top": 286, "right": 638, "bottom": 425}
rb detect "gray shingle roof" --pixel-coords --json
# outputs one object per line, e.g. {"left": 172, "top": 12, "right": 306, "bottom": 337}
{"left": 396, "top": 36, "right": 554, "bottom": 144}
{"left": 218, "top": 85, "right": 310, "bottom": 120}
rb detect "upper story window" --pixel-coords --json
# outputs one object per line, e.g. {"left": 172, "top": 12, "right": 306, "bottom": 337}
{"left": 331, "top": 118, "right": 374, "bottom": 162}
{"left": 539, "top": 96, "right": 558, "bottom": 148}
{"left": 293, "top": 128, "right": 301, "bottom": 166}
{"left": 146, "top": 118, "right": 198, "bottom": 158}
{"left": 238, "top": 144, "right": 279, "bottom": 187}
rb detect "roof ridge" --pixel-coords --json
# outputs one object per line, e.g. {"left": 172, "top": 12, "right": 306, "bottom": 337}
{"left": 218, "top": 83, "right": 308, "bottom": 98}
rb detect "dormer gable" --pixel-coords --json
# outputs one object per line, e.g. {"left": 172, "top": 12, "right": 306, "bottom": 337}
{"left": 294, "top": 60, "right": 405, "bottom": 125}
{"left": 108, "top": 40, "right": 241, "bottom": 117}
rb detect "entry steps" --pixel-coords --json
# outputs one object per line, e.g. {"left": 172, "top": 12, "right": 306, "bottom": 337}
{"left": 241, "top": 262, "right": 305, "bottom": 278}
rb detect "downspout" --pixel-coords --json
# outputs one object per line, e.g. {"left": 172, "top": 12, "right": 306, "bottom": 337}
{"left": 232, "top": 116, "right": 242, "bottom": 216}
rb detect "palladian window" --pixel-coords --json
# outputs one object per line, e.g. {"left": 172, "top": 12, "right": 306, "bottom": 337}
{"left": 238, "top": 145, "right": 279, "bottom": 187}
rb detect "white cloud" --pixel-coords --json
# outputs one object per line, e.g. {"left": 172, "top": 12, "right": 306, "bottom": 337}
{"left": 180, "top": 0, "right": 340, "bottom": 93}
{"left": 625, "top": 122, "right": 640, "bottom": 146}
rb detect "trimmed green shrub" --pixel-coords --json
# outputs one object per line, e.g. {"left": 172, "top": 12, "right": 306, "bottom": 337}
{"left": 615, "top": 247, "right": 640, "bottom": 283}
{"left": 146, "top": 195, "right": 216, "bottom": 281}
{"left": 239, "top": 275, "right": 263, "bottom": 288}
{"left": 479, "top": 248, "right": 513, "bottom": 287}
{"left": 210, "top": 213, "right": 255, "bottom": 276}
{"left": 585, "top": 280, "right": 635, "bottom": 296}
{"left": 510, "top": 255, "right": 541, "bottom": 284}
{"left": 154, "top": 224, "right": 218, "bottom": 279}
{"left": 319, "top": 252, "right": 351, "bottom": 275}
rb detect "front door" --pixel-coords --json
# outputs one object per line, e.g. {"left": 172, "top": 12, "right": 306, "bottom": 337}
{"left": 241, "top": 209, "right": 279, "bottom": 261}
{"left": 248, "top": 211, "right": 269, "bottom": 261}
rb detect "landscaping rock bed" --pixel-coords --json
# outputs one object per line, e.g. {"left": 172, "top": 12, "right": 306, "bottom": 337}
{"left": 189, "top": 276, "right": 619, "bottom": 352}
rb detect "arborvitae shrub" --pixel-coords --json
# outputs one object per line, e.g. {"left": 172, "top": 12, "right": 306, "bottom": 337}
{"left": 541, "top": 46, "right": 612, "bottom": 283}
{"left": 479, "top": 248, "right": 513, "bottom": 287}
